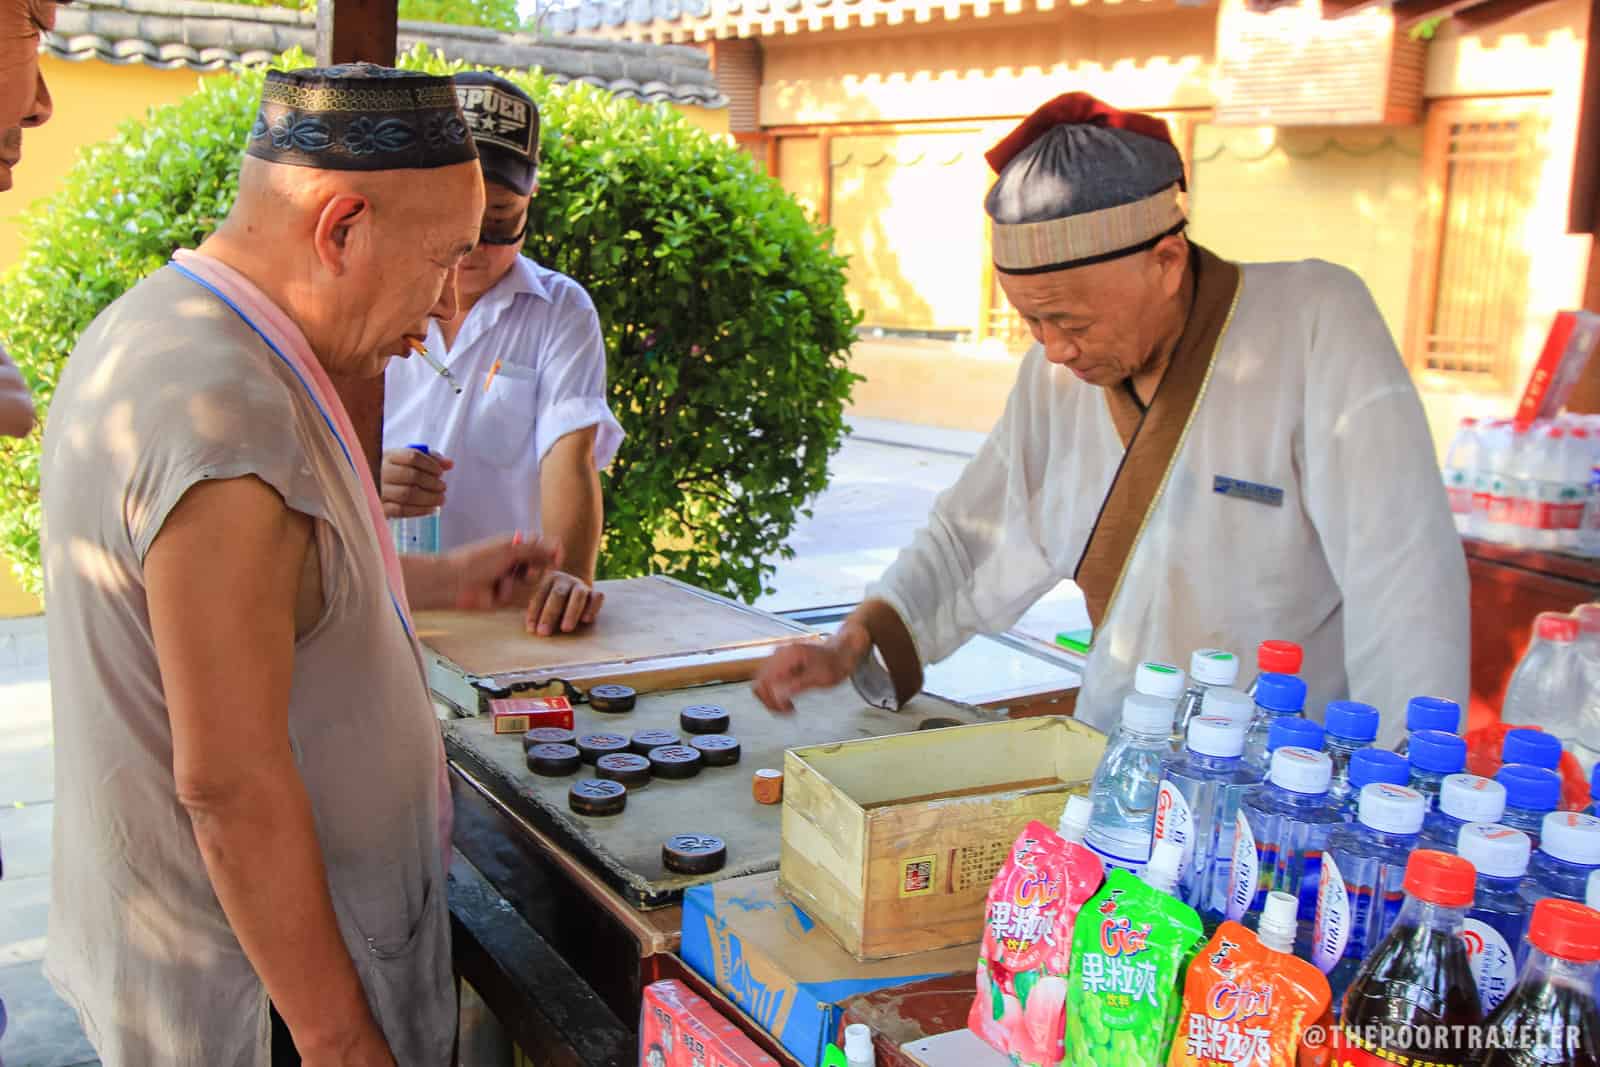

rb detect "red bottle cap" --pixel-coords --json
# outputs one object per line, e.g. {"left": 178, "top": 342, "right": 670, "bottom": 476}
{"left": 1529, "top": 899, "right": 1600, "bottom": 963}
{"left": 1256, "top": 640, "right": 1302, "bottom": 674}
{"left": 1534, "top": 612, "right": 1580, "bottom": 643}
{"left": 1402, "top": 849, "right": 1476, "bottom": 909}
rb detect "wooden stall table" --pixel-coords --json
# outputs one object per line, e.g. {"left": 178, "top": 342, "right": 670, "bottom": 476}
{"left": 839, "top": 974, "right": 981, "bottom": 1067}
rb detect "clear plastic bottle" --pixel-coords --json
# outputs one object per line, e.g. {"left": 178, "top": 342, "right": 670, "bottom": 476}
{"left": 1333, "top": 850, "right": 1482, "bottom": 1052}
{"left": 1443, "top": 416, "right": 1481, "bottom": 536}
{"left": 1324, "top": 701, "right": 1379, "bottom": 810}
{"left": 1192, "top": 687, "right": 1253, "bottom": 730}
{"left": 1172, "top": 648, "right": 1239, "bottom": 744}
{"left": 1134, "top": 660, "right": 1187, "bottom": 702}
{"left": 1471, "top": 898, "right": 1600, "bottom": 1067}
{"left": 1504, "top": 423, "right": 1539, "bottom": 550}
{"left": 1473, "top": 418, "right": 1513, "bottom": 542}
{"left": 1084, "top": 692, "right": 1177, "bottom": 873}
{"left": 1407, "top": 729, "right": 1468, "bottom": 813}
{"left": 1576, "top": 603, "right": 1600, "bottom": 769}
{"left": 1457, "top": 823, "right": 1534, "bottom": 1017}
{"left": 1265, "top": 715, "right": 1324, "bottom": 756}
{"left": 1394, "top": 695, "right": 1461, "bottom": 757}
{"left": 1521, "top": 810, "right": 1600, "bottom": 907}
{"left": 1502, "top": 612, "right": 1584, "bottom": 747}
{"left": 1230, "top": 747, "right": 1342, "bottom": 948}
{"left": 1582, "top": 462, "right": 1600, "bottom": 557}
{"left": 387, "top": 442, "right": 441, "bottom": 555}
{"left": 1340, "top": 749, "right": 1412, "bottom": 820}
{"left": 1496, "top": 763, "right": 1564, "bottom": 847}
{"left": 1501, "top": 726, "right": 1563, "bottom": 772}
{"left": 1242, "top": 673, "right": 1307, "bottom": 776}
{"left": 1243, "top": 640, "right": 1301, "bottom": 698}
{"left": 1154, "top": 716, "right": 1258, "bottom": 927}
{"left": 1315, "top": 783, "right": 1427, "bottom": 1005}
{"left": 1421, "top": 774, "right": 1508, "bottom": 852}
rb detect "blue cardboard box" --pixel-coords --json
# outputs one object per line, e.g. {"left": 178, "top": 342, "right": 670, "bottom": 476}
{"left": 681, "top": 872, "right": 979, "bottom": 1067}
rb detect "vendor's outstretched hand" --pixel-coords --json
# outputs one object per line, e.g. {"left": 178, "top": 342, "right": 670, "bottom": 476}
{"left": 752, "top": 622, "right": 870, "bottom": 713}
{"left": 446, "top": 533, "right": 560, "bottom": 611}
{"left": 525, "top": 571, "right": 605, "bottom": 636}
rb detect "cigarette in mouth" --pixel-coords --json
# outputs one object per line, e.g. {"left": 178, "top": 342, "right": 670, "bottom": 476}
{"left": 405, "top": 336, "right": 462, "bottom": 394}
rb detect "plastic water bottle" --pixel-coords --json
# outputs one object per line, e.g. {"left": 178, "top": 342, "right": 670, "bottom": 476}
{"left": 1314, "top": 782, "right": 1427, "bottom": 1003}
{"left": 1135, "top": 660, "right": 1187, "bottom": 702}
{"left": 1242, "top": 673, "right": 1307, "bottom": 775}
{"left": 1191, "top": 686, "right": 1253, "bottom": 730}
{"left": 1341, "top": 749, "right": 1412, "bottom": 820}
{"left": 1084, "top": 692, "right": 1177, "bottom": 872}
{"left": 1503, "top": 612, "right": 1584, "bottom": 749}
{"left": 1407, "top": 729, "right": 1468, "bottom": 813}
{"left": 1230, "top": 747, "right": 1342, "bottom": 945}
{"left": 1443, "top": 416, "right": 1481, "bottom": 536}
{"left": 1575, "top": 603, "right": 1600, "bottom": 769}
{"left": 1457, "top": 823, "right": 1534, "bottom": 1017}
{"left": 1421, "top": 773, "right": 1508, "bottom": 852}
{"left": 1244, "top": 640, "right": 1301, "bottom": 698}
{"left": 1394, "top": 695, "right": 1461, "bottom": 757}
{"left": 1172, "top": 648, "right": 1240, "bottom": 742}
{"left": 1497, "top": 763, "right": 1564, "bottom": 847}
{"left": 1521, "top": 811, "right": 1600, "bottom": 906}
{"left": 1057, "top": 794, "right": 1093, "bottom": 845}
{"left": 1477, "top": 899, "right": 1600, "bottom": 1067}
{"left": 1505, "top": 424, "right": 1541, "bottom": 550}
{"left": 1502, "top": 727, "right": 1563, "bottom": 772}
{"left": 1266, "top": 716, "right": 1325, "bottom": 757}
{"left": 1154, "top": 715, "right": 1258, "bottom": 926}
{"left": 1582, "top": 463, "right": 1600, "bottom": 556}
{"left": 1324, "top": 701, "right": 1379, "bottom": 809}
{"left": 388, "top": 442, "right": 441, "bottom": 555}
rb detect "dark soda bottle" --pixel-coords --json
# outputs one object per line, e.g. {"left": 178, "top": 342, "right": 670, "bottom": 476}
{"left": 1333, "top": 849, "right": 1482, "bottom": 1065}
{"left": 1468, "top": 898, "right": 1600, "bottom": 1066}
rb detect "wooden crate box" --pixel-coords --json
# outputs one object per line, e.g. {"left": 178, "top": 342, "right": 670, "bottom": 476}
{"left": 779, "top": 716, "right": 1107, "bottom": 961}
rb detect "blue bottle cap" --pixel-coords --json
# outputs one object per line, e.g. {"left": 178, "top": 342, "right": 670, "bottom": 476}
{"left": 1502, "top": 728, "right": 1562, "bottom": 772}
{"left": 1254, "top": 673, "right": 1307, "bottom": 713}
{"left": 1324, "top": 701, "right": 1380, "bottom": 743}
{"left": 1405, "top": 695, "right": 1460, "bottom": 735}
{"left": 1408, "top": 729, "right": 1467, "bottom": 774}
{"left": 1348, "top": 748, "right": 1411, "bottom": 791}
{"left": 1267, "top": 716, "right": 1325, "bottom": 754}
{"left": 1496, "top": 762, "right": 1563, "bottom": 813}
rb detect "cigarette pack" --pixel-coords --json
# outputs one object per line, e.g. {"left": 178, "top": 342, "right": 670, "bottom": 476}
{"left": 489, "top": 695, "right": 574, "bottom": 734}
{"left": 640, "top": 979, "right": 779, "bottom": 1067}
{"left": 1514, "top": 310, "right": 1600, "bottom": 429}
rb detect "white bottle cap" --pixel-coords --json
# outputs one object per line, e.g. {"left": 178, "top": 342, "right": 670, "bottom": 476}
{"left": 1057, "top": 794, "right": 1093, "bottom": 844}
{"left": 1438, "top": 774, "right": 1508, "bottom": 825}
{"left": 844, "top": 1023, "right": 875, "bottom": 1065}
{"left": 1589, "top": 869, "right": 1600, "bottom": 911}
{"left": 1123, "top": 692, "right": 1176, "bottom": 736}
{"left": 1457, "top": 823, "right": 1533, "bottom": 880}
{"left": 1187, "top": 715, "right": 1246, "bottom": 758}
{"left": 1188, "top": 648, "right": 1240, "bottom": 688}
{"left": 1269, "top": 747, "right": 1333, "bottom": 795}
{"left": 1144, "top": 839, "right": 1183, "bottom": 895}
{"left": 1198, "top": 687, "right": 1254, "bottom": 727}
{"left": 1136, "top": 661, "right": 1188, "bottom": 701}
{"left": 1538, "top": 811, "right": 1600, "bottom": 865}
{"left": 1357, "top": 782, "right": 1426, "bottom": 835}
{"left": 1257, "top": 891, "right": 1299, "bottom": 954}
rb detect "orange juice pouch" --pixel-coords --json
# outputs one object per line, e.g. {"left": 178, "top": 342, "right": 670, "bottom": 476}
{"left": 969, "top": 819, "right": 1104, "bottom": 1067}
{"left": 1166, "top": 921, "right": 1332, "bottom": 1067}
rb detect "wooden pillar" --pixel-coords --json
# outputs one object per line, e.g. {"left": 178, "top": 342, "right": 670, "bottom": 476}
{"left": 316, "top": 0, "right": 399, "bottom": 483}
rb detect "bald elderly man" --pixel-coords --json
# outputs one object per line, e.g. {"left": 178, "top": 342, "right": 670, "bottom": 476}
{"left": 40, "top": 66, "right": 557, "bottom": 1066}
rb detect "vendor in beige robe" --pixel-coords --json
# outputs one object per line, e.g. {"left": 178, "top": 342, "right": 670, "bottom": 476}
{"left": 754, "top": 94, "right": 1469, "bottom": 745}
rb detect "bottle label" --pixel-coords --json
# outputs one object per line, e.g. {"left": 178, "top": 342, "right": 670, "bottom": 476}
{"left": 1312, "top": 852, "right": 1350, "bottom": 974}
{"left": 1462, "top": 917, "right": 1518, "bottom": 1015}
{"left": 1083, "top": 827, "right": 1153, "bottom": 872}
{"left": 1153, "top": 780, "right": 1195, "bottom": 879}
{"left": 1226, "top": 809, "right": 1259, "bottom": 922}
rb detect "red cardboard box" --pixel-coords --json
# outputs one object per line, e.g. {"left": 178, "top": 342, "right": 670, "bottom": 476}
{"left": 489, "top": 695, "right": 574, "bottom": 734}
{"left": 641, "top": 979, "right": 780, "bottom": 1067}
{"left": 1514, "top": 310, "right": 1600, "bottom": 429}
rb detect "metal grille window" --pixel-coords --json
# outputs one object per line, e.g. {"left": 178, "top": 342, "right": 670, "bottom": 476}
{"left": 1408, "top": 97, "right": 1546, "bottom": 386}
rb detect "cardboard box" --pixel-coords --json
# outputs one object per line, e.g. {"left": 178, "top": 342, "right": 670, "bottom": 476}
{"left": 1514, "top": 310, "right": 1600, "bottom": 429}
{"left": 640, "top": 979, "right": 780, "bottom": 1067}
{"left": 489, "top": 695, "right": 574, "bottom": 734}
{"left": 681, "top": 872, "right": 979, "bottom": 1067}
{"left": 779, "top": 716, "right": 1104, "bottom": 961}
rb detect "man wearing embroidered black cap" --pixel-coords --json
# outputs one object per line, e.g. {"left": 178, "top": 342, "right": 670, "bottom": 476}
{"left": 755, "top": 93, "right": 1469, "bottom": 748}
{"left": 40, "top": 64, "right": 561, "bottom": 1066}
{"left": 383, "top": 71, "right": 623, "bottom": 639}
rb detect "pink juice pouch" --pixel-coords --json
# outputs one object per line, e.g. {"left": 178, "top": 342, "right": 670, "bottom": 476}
{"left": 969, "top": 819, "right": 1105, "bottom": 1067}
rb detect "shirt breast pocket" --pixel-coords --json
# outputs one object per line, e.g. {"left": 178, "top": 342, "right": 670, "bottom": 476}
{"left": 475, "top": 363, "right": 539, "bottom": 469}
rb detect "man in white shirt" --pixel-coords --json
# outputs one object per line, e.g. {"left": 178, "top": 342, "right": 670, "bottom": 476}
{"left": 754, "top": 94, "right": 1470, "bottom": 744}
{"left": 384, "top": 72, "right": 623, "bottom": 635}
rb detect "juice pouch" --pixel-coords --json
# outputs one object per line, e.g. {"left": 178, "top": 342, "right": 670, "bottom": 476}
{"left": 969, "top": 819, "right": 1104, "bottom": 1067}
{"left": 1063, "top": 868, "right": 1204, "bottom": 1066}
{"left": 1166, "top": 922, "right": 1332, "bottom": 1067}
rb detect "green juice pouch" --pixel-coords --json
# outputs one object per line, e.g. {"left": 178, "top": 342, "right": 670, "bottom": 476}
{"left": 1064, "top": 867, "right": 1205, "bottom": 1066}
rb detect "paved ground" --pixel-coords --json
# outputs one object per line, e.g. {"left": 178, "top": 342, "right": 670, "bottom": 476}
{"left": 0, "top": 416, "right": 1023, "bottom": 1065}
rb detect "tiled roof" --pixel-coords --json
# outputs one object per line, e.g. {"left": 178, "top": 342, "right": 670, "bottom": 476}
{"left": 42, "top": 0, "right": 727, "bottom": 106}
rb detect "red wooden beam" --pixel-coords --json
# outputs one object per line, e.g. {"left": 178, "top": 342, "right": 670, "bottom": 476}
{"left": 1570, "top": 0, "right": 1600, "bottom": 236}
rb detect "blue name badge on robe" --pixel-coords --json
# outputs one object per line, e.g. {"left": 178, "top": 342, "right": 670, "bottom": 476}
{"left": 1213, "top": 475, "right": 1284, "bottom": 508}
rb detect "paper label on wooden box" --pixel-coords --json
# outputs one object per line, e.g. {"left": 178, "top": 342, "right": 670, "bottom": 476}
{"left": 899, "top": 855, "right": 938, "bottom": 898}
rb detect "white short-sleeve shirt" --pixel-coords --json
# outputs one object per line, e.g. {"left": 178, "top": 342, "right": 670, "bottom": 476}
{"left": 384, "top": 255, "right": 624, "bottom": 552}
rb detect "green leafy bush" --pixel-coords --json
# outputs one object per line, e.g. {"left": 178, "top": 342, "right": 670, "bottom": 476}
{"left": 0, "top": 47, "right": 859, "bottom": 601}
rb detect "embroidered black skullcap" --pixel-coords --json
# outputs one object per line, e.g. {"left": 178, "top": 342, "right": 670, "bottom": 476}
{"left": 454, "top": 72, "right": 540, "bottom": 196}
{"left": 246, "top": 64, "right": 479, "bottom": 172}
